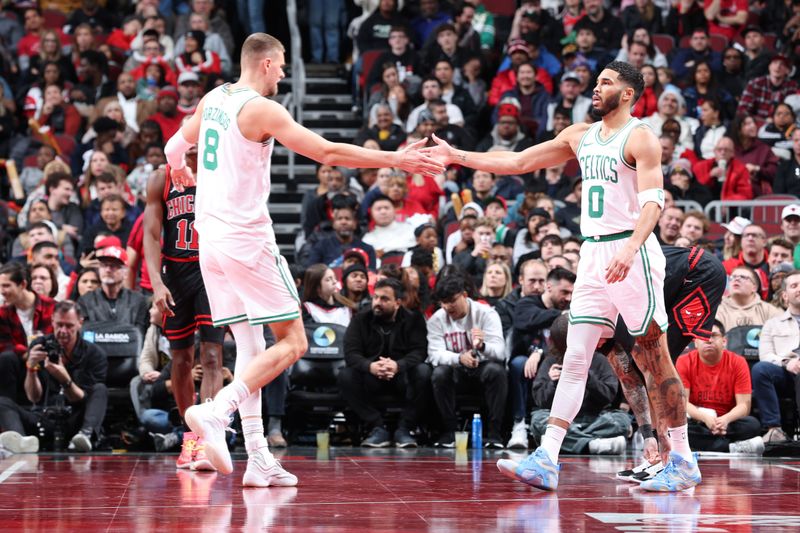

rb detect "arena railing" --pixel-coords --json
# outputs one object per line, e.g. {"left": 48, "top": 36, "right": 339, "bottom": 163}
{"left": 285, "top": 0, "right": 305, "bottom": 190}
{"left": 704, "top": 198, "right": 798, "bottom": 223}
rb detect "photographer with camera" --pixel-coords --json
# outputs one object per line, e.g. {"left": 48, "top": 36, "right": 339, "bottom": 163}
{"left": 0, "top": 300, "right": 108, "bottom": 453}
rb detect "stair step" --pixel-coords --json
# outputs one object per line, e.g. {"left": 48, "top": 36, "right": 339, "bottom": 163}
{"left": 270, "top": 192, "right": 305, "bottom": 203}
{"left": 273, "top": 223, "right": 303, "bottom": 234}
{"left": 302, "top": 110, "right": 358, "bottom": 121}
{"left": 271, "top": 182, "right": 317, "bottom": 193}
{"left": 269, "top": 203, "right": 303, "bottom": 214}
{"left": 312, "top": 127, "right": 359, "bottom": 139}
{"left": 272, "top": 164, "right": 317, "bottom": 176}
{"left": 304, "top": 94, "right": 353, "bottom": 105}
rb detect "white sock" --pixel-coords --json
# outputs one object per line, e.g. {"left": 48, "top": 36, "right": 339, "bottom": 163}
{"left": 213, "top": 379, "right": 251, "bottom": 418}
{"left": 667, "top": 424, "right": 693, "bottom": 459}
{"left": 242, "top": 415, "right": 268, "bottom": 453}
{"left": 540, "top": 424, "right": 567, "bottom": 464}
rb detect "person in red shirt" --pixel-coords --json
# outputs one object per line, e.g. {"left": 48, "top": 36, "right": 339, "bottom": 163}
{"left": 692, "top": 136, "right": 753, "bottom": 200}
{"left": 147, "top": 87, "right": 183, "bottom": 140}
{"left": 676, "top": 320, "right": 763, "bottom": 453}
{"left": 0, "top": 262, "right": 55, "bottom": 403}
{"left": 703, "top": 0, "right": 748, "bottom": 42}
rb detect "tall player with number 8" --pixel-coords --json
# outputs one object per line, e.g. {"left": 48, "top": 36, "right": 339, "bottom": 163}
{"left": 423, "top": 62, "right": 701, "bottom": 492}
{"left": 161, "top": 33, "right": 444, "bottom": 486}
{"left": 143, "top": 142, "right": 226, "bottom": 470}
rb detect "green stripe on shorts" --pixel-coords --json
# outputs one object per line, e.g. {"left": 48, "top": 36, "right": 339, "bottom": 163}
{"left": 629, "top": 244, "right": 656, "bottom": 336}
{"left": 212, "top": 313, "right": 248, "bottom": 327}
{"left": 569, "top": 313, "right": 616, "bottom": 329}
{"left": 271, "top": 247, "right": 301, "bottom": 304}
{"left": 249, "top": 310, "right": 301, "bottom": 325}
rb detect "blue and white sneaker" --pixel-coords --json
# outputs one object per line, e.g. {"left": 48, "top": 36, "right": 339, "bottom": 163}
{"left": 640, "top": 452, "right": 701, "bottom": 492}
{"left": 497, "top": 447, "right": 561, "bottom": 490}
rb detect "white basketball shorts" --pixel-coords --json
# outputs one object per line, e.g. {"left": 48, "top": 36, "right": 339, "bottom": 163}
{"left": 569, "top": 232, "right": 668, "bottom": 337}
{"left": 199, "top": 239, "right": 301, "bottom": 327}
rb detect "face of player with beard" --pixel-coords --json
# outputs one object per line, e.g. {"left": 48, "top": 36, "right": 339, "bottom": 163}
{"left": 590, "top": 86, "right": 622, "bottom": 120}
{"left": 261, "top": 51, "right": 286, "bottom": 97}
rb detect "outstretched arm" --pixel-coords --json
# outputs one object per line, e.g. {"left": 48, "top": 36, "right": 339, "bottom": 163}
{"left": 251, "top": 98, "right": 445, "bottom": 176}
{"left": 143, "top": 167, "right": 175, "bottom": 317}
{"left": 420, "top": 124, "right": 587, "bottom": 176}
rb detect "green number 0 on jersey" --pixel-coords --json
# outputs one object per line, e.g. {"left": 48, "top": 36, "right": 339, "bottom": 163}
{"left": 588, "top": 185, "right": 604, "bottom": 218}
{"left": 203, "top": 128, "right": 220, "bottom": 170}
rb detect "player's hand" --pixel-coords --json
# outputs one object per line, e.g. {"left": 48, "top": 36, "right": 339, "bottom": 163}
{"left": 152, "top": 282, "right": 176, "bottom": 317}
{"left": 524, "top": 350, "right": 542, "bottom": 379}
{"left": 605, "top": 244, "right": 636, "bottom": 284}
{"left": 170, "top": 165, "right": 196, "bottom": 192}
{"left": 396, "top": 137, "right": 446, "bottom": 177}
{"left": 420, "top": 133, "right": 455, "bottom": 167}
{"left": 643, "top": 436, "right": 660, "bottom": 464}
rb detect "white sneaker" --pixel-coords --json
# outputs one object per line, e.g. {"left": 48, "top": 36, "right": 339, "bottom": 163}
{"left": 588, "top": 435, "right": 627, "bottom": 455}
{"left": 729, "top": 436, "right": 765, "bottom": 455}
{"left": 506, "top": 421, "right": 529, "bottom": 449}
{"left": 242, "top": 447, "right": 298, "bottom": 487}
{"left": 185, "top": 402, "right": 233, "bottom": 474}
{"left": 617, "top": 459, "right": 664, "bottom": 482}
{"left": 0, "top": 431, "right": 39, "bottom": 453}
{"left": 68, "top": 432, "right": 92, "bottom": 452}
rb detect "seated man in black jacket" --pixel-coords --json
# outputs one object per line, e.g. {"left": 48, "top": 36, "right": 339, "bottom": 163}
{"left": 338, "top": 278, "right": 431, "bottom": 448}
{"left": 77, "top": 243, "right": 149, "bottom": 338}
{"left": 530, "top": 314, "right": 630, "bottom": 455}
{"left": 0, "top": 300, "right": 107, "bottom": 453}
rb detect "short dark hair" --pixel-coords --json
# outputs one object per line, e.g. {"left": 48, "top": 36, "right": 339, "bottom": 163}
{"left": 96, "top": 172, "right": 117, "bottom": 185}
{"left": 27, "top": 221, "right": 55, "bottom": 236}
{"left": 32, "top": 241, "right": 58, "bottom": 256}
{"left": 540, "top": 234, "right": 563, "bottom": 248}
{"left": 712, "top": 319, "right": 726, "bottom": 337}
{"left": 331, "top": 193, "right": 358, "bottom": 212}
{"left": 769, "top": 238, "right": 794, "bottom": 253}
{"left": 375, "top": 277, "right": 404, "bottom": 300}
{"left": 0, "top": 262, "right": 29, "bottom": 286}
{"left": 371, "top": 194, "right": 393, "bottom": 206}
{"left": 604, "top": 60, "right": 645, "bottom": 103}
{"left": 434, "top": 273, "right": 467, "bottom": 302}
{"left": 54, "top": 299, "right": 83, "bottom": 320}
{"left": 44, "top": 171, "right": 74, "bottom": 194}
{"left": 100, "top": 193, "right": 126, "bottom": 208}
{"left": 547, "top": 266, "right": 576, "bottom": 284}
{"left": 410, "top": 248, "right": 434, "bottom": 268}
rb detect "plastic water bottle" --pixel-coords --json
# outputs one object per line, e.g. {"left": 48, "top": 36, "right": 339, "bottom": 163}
{"left": 471, "top": 413, "right": 482, "bottom": 449}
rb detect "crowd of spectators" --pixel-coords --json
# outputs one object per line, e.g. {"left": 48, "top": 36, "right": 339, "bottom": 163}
{"left": 0, "top": 0, "right": 799, "bottom": 454}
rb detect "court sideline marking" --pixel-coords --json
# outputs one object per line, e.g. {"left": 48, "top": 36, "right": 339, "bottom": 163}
{"left": 776, "top": 465, "right": 800, "bottom": 474}
{"left": 0, "top": 462, "right": 25, "bottom": 484}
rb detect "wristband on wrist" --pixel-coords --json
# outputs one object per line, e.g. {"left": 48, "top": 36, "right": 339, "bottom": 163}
{"left": 26, "top": 363, "right": 39, "bottom": 372}
{"left": 639, "top": 423, "right": 655, "bottom": 439}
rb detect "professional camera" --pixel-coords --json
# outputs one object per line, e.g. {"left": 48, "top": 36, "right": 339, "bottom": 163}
{"left": 30, "top": 334, "right": 63, "bottom": 364}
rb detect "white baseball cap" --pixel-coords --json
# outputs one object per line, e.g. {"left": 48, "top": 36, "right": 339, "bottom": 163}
{"left": 782, "top": 204, "right": 800, "bottom": 220}
{"left": 721, "top": 216, "right": 752, "bottom": 235}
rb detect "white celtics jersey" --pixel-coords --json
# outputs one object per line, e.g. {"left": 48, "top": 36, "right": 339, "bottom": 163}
{"left": 576, "top": 118, "right": 645, "bottom": 237}
{"left": 195, "top": 83, "right": 276, "bottom": 254}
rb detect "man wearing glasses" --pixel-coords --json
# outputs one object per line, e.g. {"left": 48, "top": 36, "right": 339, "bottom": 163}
{"left": 723, "top": 224, "right": 771, "bottom": 299}
{"left": 716, "top": 266, "right": 782, "bottom": 334}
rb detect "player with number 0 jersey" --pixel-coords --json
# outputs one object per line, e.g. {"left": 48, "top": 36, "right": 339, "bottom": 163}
{"left": 423, "top": 61, "right": 701, "bottom": 493}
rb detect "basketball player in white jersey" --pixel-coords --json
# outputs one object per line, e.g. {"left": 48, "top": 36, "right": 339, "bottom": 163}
{"left": 423, "top": 62, "right": 701, "bottom": 492}
{"left": 161, "top": 33, "right": 444, "bottom": 486}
